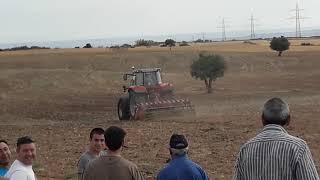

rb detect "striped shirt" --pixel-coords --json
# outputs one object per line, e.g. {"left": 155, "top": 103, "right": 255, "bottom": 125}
{"left": 233, "top": 124, "right": 319, "bottom": 180}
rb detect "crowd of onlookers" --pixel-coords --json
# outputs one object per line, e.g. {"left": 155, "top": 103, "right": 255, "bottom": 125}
{"left": 0, "top": 97, "right": 319, "bottom": 180}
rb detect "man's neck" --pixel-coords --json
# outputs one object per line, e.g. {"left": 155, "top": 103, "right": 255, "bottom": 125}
{"left": 88, "top": 149, "right": 100, "bottom": 156}
{"left": 17, "top": 159, "right": 31, "bottom": 167}
{"left": 106, "top": 149, "right": 121, "bottom": 157}
{"left": 171, "top": 153, "right": 187, "bottom": 160}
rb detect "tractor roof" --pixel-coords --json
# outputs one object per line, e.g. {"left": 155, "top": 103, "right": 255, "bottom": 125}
{"left": 133, "top": 68, "right": 161, "bottom": 73}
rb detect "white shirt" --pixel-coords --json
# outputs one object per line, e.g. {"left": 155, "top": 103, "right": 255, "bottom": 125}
{"left": 4, "top": 160, "right": 36, "bottom": 180}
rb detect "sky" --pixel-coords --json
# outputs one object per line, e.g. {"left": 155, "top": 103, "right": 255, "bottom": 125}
{"left": 1, "top": 0, "right": 319, "bottom": 43}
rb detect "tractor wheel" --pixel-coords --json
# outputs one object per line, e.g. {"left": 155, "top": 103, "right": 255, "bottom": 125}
{"left": 129, "top": 92, "right": 137, "bottom": 119}
{"left": 118, "top": 97, "right": 130, "bottom": 120}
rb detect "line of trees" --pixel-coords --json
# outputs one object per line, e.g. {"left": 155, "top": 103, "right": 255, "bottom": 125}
{"left": 0, "top": 46, "right": 50, "bottom": 51}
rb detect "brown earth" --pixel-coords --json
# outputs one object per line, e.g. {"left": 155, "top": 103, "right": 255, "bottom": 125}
{"left": 0, "top": 40, "right": 319, "bottom": 179}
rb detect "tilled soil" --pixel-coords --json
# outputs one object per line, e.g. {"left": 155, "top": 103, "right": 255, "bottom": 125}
{"left": 0, "top": 47, "right": 319, "bottom": 179}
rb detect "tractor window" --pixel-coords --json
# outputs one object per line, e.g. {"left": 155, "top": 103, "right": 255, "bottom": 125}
{"left": 135, "top": 73, "right": 144, "bottom": 85}
{"left": 144, "top": 72, "right": 158, "bottom": 86}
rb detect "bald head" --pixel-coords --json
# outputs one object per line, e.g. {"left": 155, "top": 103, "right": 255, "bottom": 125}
{"left": 262, "top": 98, "right": 290, "bottom": 126}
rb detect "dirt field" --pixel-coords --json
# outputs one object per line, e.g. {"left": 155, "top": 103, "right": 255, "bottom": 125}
{"left": 0, "top": 40, "right": 319, "bottom": 179}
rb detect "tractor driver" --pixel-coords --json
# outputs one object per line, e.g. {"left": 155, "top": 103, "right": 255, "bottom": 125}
{"left": 130, "top": 75, "right": 136, "bottom": 86}
{"left": 144, "top": 73, "right": 155, "bottom": 86}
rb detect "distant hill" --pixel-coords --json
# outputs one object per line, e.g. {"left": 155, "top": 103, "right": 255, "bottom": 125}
{"left": 1, "top": 29, "right": 319, "bottom": 49}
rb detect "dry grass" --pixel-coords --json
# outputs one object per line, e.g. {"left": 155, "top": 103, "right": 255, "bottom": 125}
{"left": 0, "top": 40, "right": 319, "bottom": 179}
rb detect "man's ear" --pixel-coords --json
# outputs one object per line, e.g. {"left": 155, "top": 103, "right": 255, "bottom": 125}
{"left": 261, "top": 113, "right": 266, "bottom": 126}
{"left": 16, "top": 147, "right": 19, "bottom": 154}
{"left": 285, "top": 115, "right": 291, "bottom": 126}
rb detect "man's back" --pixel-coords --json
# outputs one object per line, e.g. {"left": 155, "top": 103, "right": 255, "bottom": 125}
{"left": 83, "top": 155, "right": 143, "bottom": 180}
{"left": 157, "top": 155, "right": 209, "bottom": 180}
{"left": 234, "top": 124, "right": 319, "bottom": 180}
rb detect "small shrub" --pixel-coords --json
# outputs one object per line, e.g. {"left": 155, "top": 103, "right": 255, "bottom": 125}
{"left": 301, "top": 42, "right": 313, "bottom": 46}
{"left": 179, "top": 41, "right": 190, "bottom": 46}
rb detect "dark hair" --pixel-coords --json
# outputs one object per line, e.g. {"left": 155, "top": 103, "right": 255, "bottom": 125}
{"left": 89, "top": 128, "right": 105, "bottom": 140}
{"left": 0, "top": 140, "right": 8, "bottom": 145}
{"left": 104, "top": 126, "right": 126, "bottom": 151}
{"left": 17, "top": 136, "right": 34, "bottom": 148}
{"left": 170, "top": 134, "right": 188, "bottom": 149}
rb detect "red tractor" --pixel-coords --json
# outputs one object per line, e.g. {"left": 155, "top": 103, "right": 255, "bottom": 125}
{"left": 117, "top": 67, "right": 194, "bottom": 120}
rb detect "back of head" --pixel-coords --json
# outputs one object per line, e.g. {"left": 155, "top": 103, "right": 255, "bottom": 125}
{"left": 169, "top": 134, "right": 189, "bottom": 156}
{"left": 104, "top": 126, "right": 126, "bottom": 151}
{"left": 17, "top": 136, "right": 34, "bottom": 149}
{"left": 262, "top": 97, "right": 290, "bottom": 126}
{"left": 89, "top": 128, "right": 105, "bottom": 140}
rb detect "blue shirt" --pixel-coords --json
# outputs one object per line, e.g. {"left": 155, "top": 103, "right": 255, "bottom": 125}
{"left": 0, "top": 167, "right": 8, "bottom": 176}
{"left": 157, "top": 154, "right": 209, "bottom": 180}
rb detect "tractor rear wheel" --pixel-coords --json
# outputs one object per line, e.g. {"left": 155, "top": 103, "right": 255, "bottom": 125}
{"left": 118, "top": 97, "right": 130, "bottom": 120}
{"left": 129, "top": 93, "right": 137, "bottom": 118}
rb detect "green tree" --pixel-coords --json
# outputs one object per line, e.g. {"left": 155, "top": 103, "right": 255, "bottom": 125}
{"left": 135, "top": 39, "right": 156, "bottom": 47}
{"left": 270, "top": 36, "right": 290, "bottom": 56}
{"left": 191, "top": 53, "right": 226, "bottom": 93}
{"left": 164, "top": 39, "right": 176, "bottom": 47}
{"left": 83, "top": 43, "right": 92, "bottom": 48}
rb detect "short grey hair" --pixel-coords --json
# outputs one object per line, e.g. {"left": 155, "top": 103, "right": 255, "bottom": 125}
{"left": 262, "top": 98, "right": 290, "bottom": 125}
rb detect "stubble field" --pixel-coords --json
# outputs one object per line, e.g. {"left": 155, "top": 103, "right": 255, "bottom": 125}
{"left": 0, "top": 40, "right": 319, "bottom": 179}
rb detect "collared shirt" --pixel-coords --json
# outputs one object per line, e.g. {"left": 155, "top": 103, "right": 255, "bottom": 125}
{"left": 233, "top": 124, "right": 319, "bottom": 180}
{"left": 157, "top": 154, "right": 209, "bottom": 180}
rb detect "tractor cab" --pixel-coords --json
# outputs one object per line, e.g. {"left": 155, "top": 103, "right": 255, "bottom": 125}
{"left": 124, "top": 68, "right": 162, "bottom": 87}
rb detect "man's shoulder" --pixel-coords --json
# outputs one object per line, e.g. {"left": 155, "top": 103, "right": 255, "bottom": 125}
{"left": 119, "top": 157, "right": 138, "bottom": 168}
{"left": 79, "top": 151, "right": 95, "bottom": 163}
{"left": 79, "top": 151, "right": 93, "bottom": 159}
{"left": 243, "top": 132, "right": 307, "bottom": 149}
{"left": 157, "top": 163, "right": 171, "bottom": 177}
{"left": 7, "top": 160, "right": 27, "bottom": 171}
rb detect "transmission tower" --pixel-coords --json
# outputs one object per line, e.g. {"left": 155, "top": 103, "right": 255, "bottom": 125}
{"left": 295, "top": 3, "right": 302, "bottom": 37}
{"left": 218, "top": 18, "right": 226, "bottom": 41}
{"left": 217, "top": 17, "right": 230, "bottom": 41}
{"left": 290, "top": 2, "right": 304, "bottom": 38}
{"left": 250, "top": 13, "right": 256, "bottom": 39}
{"left": 202, "top": 32, "right": 206, "bottom": 41}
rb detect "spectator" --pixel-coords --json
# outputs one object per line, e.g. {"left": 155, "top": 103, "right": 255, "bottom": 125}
{"left": 82, "top": 126, "right": 143, "bottom": 180}
{"left": 157, "top": 134, "right": 209, "bottom": 180}
{"left": 78, "top": 128, "right": 105, "bottom": 180}
{"left": 233, "top": 97, "right": 319, "bottom": 180}
{"left": 5, "top": 136, "right": 36, "bottom": 180}
{"left": 0, "top": 140, "right": 11, "bottom": 176}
